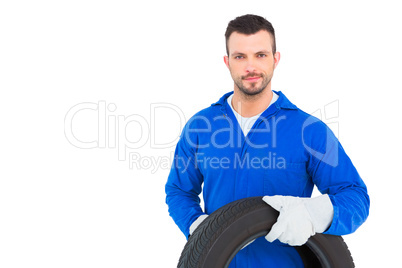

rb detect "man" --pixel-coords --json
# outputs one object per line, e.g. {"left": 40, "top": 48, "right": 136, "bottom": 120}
{"left": 165, "top": 14, "right": 369, "bottom": 267}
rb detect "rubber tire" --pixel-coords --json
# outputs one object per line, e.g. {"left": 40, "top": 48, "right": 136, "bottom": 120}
{"left": 177, "top": 196, "right": 354, "bottom": 268}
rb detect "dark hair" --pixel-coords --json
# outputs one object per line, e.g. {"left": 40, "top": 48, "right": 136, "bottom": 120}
{"left": 225, "top": 14, "right": 276, "bottom": 56}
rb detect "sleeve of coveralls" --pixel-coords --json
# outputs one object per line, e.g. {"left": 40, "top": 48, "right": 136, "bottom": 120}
{"left": 305, "top": 120, "right": 370, "bottom": 236}
{"left": 165, "top": 120, "right": 205, "bottom": 239}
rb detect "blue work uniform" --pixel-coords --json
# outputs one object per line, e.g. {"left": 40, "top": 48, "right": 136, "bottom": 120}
{"left": 165, "top": 91, "right": 370, "bottom": 267}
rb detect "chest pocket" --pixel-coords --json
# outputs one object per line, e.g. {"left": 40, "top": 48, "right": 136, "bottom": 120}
{"left": 263, "top": 162, "right": 309, "bottom": 196}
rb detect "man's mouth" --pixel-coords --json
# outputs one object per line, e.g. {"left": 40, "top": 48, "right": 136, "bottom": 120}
{"left": 244, "top": 76, "right": 261, "bottom": 82}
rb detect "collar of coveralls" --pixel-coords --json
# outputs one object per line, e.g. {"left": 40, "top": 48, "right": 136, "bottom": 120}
{"left": 211, "top": 90, "right": 298, "bottom": 111}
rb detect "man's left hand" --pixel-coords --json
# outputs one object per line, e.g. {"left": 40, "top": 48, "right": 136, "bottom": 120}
{"left": 262, "top": 194, "right": 334, "bottom": 246}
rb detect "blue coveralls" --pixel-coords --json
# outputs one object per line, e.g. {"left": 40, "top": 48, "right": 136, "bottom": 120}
{"left": 165, "top": 91, "right": 370, "bottom": 267}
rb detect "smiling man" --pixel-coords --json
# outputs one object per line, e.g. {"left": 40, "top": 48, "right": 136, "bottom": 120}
{"left": 224, "top": 30, "right": 278, "bottom": 103}
{"left": 165, "top": 14, "right": 369, "bottom": 267}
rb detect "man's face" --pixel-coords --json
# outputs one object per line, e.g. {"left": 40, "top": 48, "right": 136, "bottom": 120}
{"left": 224, "top": 30, "right": 280, "bottom": 97}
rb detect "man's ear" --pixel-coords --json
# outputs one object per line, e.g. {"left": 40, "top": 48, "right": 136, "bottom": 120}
{"left": 223, "top": 55, "right": 230, "bottom": 69}
{"left": 273, "top": 52, "right": 281, "bottom": 69}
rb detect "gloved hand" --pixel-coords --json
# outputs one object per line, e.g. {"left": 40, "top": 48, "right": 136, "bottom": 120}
{"left": 189, "top": 214, "right": 208, "bottom": 236}
{"left": 262, "top": 194, "right": 334, "bottom": 246}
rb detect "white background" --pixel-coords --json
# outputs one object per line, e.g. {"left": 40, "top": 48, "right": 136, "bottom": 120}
{"left": 1, "top": 0, "right": 401, "bottom": 267}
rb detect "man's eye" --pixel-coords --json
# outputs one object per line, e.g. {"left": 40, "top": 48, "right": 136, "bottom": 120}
{"left": 234, "top": 56, "right": 244, "bottom": 59}
{"left": 258, "top": 54, "right": 267, "bottom": 58}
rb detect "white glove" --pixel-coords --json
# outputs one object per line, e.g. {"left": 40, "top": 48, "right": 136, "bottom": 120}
{"left": 189, "top": 214, "right": 208, "bottom": 235}
{"left": 262, "top": 194, "right": 334, "bottom": 246}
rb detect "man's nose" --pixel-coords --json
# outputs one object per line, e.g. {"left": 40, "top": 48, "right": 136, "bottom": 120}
{"left": 245, "top": 59, "right": 257, "bottom": 73}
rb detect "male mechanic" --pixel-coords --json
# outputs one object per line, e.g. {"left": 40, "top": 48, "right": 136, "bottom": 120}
{"left": 165, "top": 14, "right": 369, "bottom": 267}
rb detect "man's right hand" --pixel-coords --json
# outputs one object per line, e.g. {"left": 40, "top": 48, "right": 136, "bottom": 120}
{"left": 189, "top": 214, "right": 255, "bottom": 250}
{"left": 189, "top": 214, "right": 209, "bottom": 235}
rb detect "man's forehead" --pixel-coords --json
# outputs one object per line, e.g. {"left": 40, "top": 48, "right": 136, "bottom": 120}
{"left": 228, "top": 30, "right": 273, "bottom": 53}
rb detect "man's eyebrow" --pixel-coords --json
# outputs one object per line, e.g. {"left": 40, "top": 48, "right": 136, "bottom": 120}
{"left": 230, "top": 51, "right": 245, "bottom": 56}
{"left": 256, "top": 50, "right": 271, "bottom": 54}
{"left": 230, "top": 50, "right": 272, "bottom": 56}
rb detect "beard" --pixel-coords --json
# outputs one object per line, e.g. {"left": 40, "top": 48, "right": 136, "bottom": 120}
{"left": 232, "top": 71, "right": 272, "bottom": 97}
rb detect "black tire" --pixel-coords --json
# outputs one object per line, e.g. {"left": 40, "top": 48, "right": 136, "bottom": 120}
{"left": 177, "top": 196, "right": 354, "bottom": 268}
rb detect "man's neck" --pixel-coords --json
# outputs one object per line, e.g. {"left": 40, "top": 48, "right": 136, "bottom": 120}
{"left": 231, "top": 88, "right": 273, "bottom": 118}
